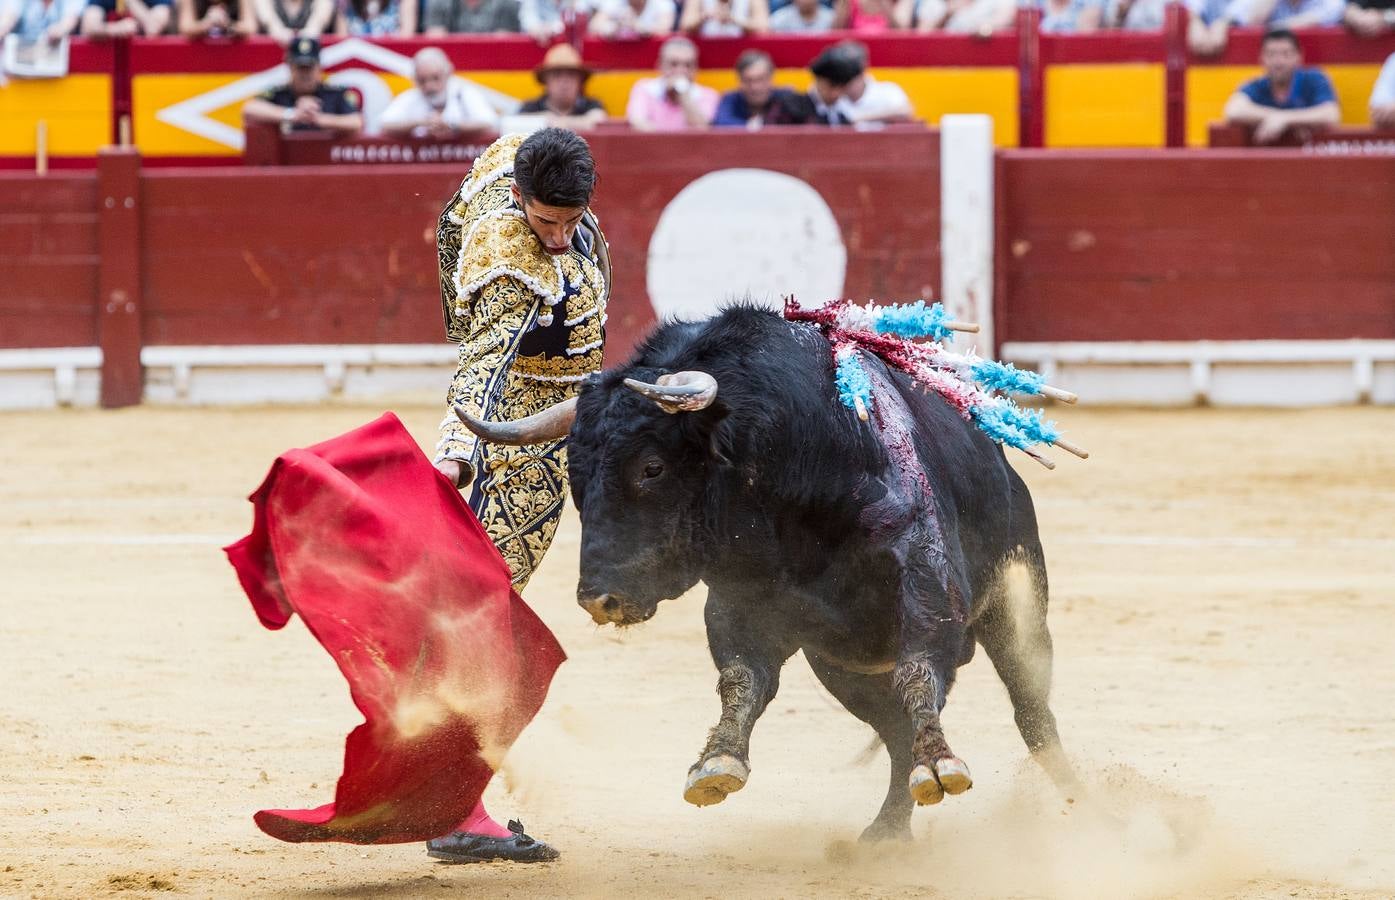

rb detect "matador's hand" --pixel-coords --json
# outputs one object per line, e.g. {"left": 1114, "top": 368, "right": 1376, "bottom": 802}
{"left": 435, "top": 458, "right": 473, "bottom": 489}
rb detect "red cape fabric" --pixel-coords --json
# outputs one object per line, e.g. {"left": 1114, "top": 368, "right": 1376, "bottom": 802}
{"left": 224, "top": 412, "right": 565, "bottom": 844}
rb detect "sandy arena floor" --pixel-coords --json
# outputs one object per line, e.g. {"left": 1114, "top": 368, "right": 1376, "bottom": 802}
{"left": 1, "top": 402, "right": 1393, "bottom": 899}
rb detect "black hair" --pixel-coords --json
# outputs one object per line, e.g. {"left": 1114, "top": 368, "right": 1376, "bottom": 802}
{"left": 809, "top": 44, "right": 864, "bottom": 87}
{"left": 1262, "top": 28, "right": 1300, "bottom": 50}
{"left": 514, "top": 127, "right": 596, "bottom": 209}
{"left": 735, "top": 49, "right": 774, "bottom": 77}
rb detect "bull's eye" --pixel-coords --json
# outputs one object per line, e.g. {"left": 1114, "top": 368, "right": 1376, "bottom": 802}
{"left": 643, "top": 461, "right": 664, "bottom": 480}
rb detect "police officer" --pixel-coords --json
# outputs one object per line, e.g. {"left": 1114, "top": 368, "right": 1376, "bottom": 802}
{"left": 241, "top": 38, "right": 364, "bottom": 135}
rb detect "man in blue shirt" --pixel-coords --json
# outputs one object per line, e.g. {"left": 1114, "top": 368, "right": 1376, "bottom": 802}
{"left": 1223, "top": 29, "right": 1340, "bottom": 144}
{"left": 0, "top": 0, "right": 84, "bottom": 43}
{"left": 711, "top": 48, "right": 816, "bottom": 129}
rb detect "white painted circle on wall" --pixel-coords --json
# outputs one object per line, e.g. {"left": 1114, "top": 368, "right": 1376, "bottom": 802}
{"left": 646, "top": 168, "right": 847, "bottom": 320}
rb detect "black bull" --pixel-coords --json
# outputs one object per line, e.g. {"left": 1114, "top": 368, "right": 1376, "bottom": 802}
{"left": 460, "top": 306, "right": 1081, "bottom": 840}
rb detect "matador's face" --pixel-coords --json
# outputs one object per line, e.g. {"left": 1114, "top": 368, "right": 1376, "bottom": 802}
{"left": 511, "top": 183, "right": 585, "bottom": 256}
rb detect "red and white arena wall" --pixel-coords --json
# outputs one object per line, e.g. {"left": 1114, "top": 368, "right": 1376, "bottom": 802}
{"left": 2, "top": 123, "right": 1393, "bottom": 409}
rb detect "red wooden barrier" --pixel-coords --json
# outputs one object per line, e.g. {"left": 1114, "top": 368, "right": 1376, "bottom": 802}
{"left": 1209, "top": 122, "right": 1395, "bottom": 153}
{"left": 137, "top": 128, "right": 940, "bottom": 362}
{"left": 998, "top": 149, "right": 1395, "bottom": 343}
{"left": 242, "top": 123, "right": 496, "bottom": 167}
{"left": 9, "top": 138, "right": 1395, "bottom": 403}
{"left": 0, "top": 174, "right": 99, "bottom": 348}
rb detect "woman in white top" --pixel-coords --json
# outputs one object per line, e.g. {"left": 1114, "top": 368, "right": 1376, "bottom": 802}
{"left": 588, "top": 0, "right": 675, "bottom": 35}
{"left": 679, "top": 0, "right": 767, "bottom": 35}
{"left": 913, "top": 0, "right": 1013, "bottom": 31}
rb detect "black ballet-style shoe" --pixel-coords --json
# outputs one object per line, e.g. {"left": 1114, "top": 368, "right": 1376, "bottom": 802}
{"left": 425, "top": 819, "right": 560, "bottom": 864}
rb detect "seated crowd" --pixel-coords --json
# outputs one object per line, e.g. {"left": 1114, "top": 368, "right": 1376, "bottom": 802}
{"left": 238, "top": 28, "right": 1391, "bottom": 141}
{"left": 2, "top": 0, "right": 1395, "bottom": 48}
{"left": 238, "top": 35, "right": 913, "bottom": 134}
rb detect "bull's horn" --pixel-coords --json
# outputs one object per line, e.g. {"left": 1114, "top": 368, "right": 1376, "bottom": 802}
{"left": 623, "top": 371, "right": 719, "bottom": 413}
{"left": 453, "top": 397, "right": 577, "bottom": 445}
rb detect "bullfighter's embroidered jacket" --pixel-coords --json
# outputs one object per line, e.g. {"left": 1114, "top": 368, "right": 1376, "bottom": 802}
{"left": 434, "top": 133, "right": 609, "bottom": 588}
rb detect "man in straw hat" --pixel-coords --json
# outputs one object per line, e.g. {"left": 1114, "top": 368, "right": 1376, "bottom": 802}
{"left": 519, "top": 43, "right": 608, "bottom": 131}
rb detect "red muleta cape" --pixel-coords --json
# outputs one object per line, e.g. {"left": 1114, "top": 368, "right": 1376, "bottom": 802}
{"left": 224, "top": 412, "right": 565, "bottom": 844}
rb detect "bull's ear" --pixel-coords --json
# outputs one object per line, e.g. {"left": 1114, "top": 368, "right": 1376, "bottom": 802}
{"left": 705, "top": 404, "right": 734, "bottom": 467}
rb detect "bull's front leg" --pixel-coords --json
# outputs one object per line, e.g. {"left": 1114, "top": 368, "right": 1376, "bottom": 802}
{"left": 684, "top": 596, "right": 795, "bottom": 807}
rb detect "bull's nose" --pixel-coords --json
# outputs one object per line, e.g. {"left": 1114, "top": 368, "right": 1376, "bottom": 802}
{"left": 577, "top": 592, "right": 624, "bottom": 626}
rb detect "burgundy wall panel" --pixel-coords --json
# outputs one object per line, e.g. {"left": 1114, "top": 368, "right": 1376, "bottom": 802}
{"left": 588, "top": 129, "right": 941, "bottom": 360}
{"left": 999, "top": 151, "right": 1395, "bottom": 342}
{"left": 140, "top": 169, "right": 460, "bottom": 346}
{"left": 0, "top": 174, "right": 99, "bottom": 348}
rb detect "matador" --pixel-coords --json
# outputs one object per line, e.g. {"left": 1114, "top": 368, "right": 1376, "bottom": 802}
{"left": 428, "top": 127, "right": 609, "bottom": 864}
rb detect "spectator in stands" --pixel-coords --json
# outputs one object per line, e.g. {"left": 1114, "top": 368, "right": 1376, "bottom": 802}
{"left": 1186, "top": 0, "right": 1236, "bottom": 56}
{"left": 769, "top": 0, "right": 834, "bottom": 30}
{"left": 1233, "top": 0, "right": 1342, "bottom": 27}
{"left": 241, "top": 37, "right": 363, "bottom": 134}
{"left": 1223, "top": 29, "right": 1340, "bottom": 144}
{"left": 519, "top": 0, "right": 588, "bottom": 42}
{"left": 712, "top": 49, "right": 816, "bottom": 127}
{"left": 810, "top": 40, "right": 913, "bottom": 125}
{"left": 518, "top": 43, "right": 608, "bottom": 130}
{"left": 1371, "top": 51, "right": 1395, "bottom": 127}
{"left": 335, "top": 0, "right": 415, "bottom": 34}
{"left": 626, "top": 35, "right": 719, "bottom": 129}
{"left": 912, "top": 0, "right": 1013, "bottom": 32}
{"left": 177, "top": 0, "right": 256, "bottom": 36}
{"left": 380, "top": 47, "right": 499, "bottom": 137}
{"left": 1344, "top": 0, "right": 1395, "bottom": 35}
{"left": 1, "top": 0, "right": 84, "bottom": 43}
{"left": 588, "top": 0, "right": 674, "bottom": 35}
{"left": 252, "top": 0, "right": 335, "bottom": 42}
{"left": 81, "top": 0, "right": 171, "bottom": 35}
{"left": 1103, "top": 0, "right": 1164, "bottom": 28}
{"left": 679, "top": 0, "right": 768, "bottom": 36}
{"left": 423, "top": 0, "right": 519, "bottom": 33}
{"left": 1037, "top": 0, "right": 1102, "bottom": 31}
{"left": 834, "top": 0, "right": 913, "bottom": 31}
{"left": 807, "top": 40, "right": 855, "bottom": 123}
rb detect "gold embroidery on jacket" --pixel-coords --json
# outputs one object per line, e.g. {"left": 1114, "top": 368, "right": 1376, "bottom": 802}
{"left": 434, "top": 134, "right": 608, "bottom": 588}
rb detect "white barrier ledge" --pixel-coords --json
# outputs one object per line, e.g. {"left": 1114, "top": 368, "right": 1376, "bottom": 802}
{"left": 139, "top": 343, "right": 457, "bottom": 404}
{"left": 0, "top": 347, "right": 103, "bottom": 408}
{"left": 1001, "top": 340, "right": 1395, "bottom": 406}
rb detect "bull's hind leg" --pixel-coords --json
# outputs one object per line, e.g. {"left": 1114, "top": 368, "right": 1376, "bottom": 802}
{"left": 806, "top": 654, "right": 915, "bottom": 842}
{"left": 894, "top": 650, "right": 973, "bottom": 806}
{"left": 683, "top": 595, "right": 797, "bottom": 807}
{"left": 974, "top": 544, "right": 1082, "bottom": 795}
{"left": 895, "top": 549, "right": 974, "bottom": 806}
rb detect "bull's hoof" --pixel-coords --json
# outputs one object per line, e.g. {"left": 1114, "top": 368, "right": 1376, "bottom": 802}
{"left": 683, "top": 755, "right": 749, "bottom": 807}
{"left": 909, "top": 765, "right": 944, "bottom": 806}
{"left": 935, "top": 756, "right": 973, "bottom": 795}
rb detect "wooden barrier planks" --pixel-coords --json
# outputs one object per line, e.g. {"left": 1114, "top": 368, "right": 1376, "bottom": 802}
{"left": 0, "top": 173, "right": 99, "bottom": 349}
{"left": 998, "top": 150, "right": 1395, "bottom": 342}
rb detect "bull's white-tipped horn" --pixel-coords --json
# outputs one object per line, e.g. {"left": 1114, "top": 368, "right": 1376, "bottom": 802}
{"left": 623, "top": 371, "right": 719, "bottom": 414}
{"left": 454, "top": 397, "right": 577, "bottom": 445}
